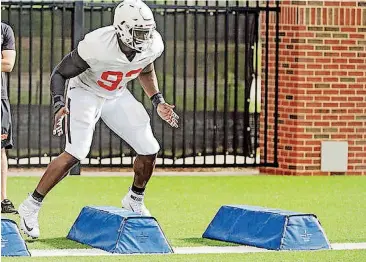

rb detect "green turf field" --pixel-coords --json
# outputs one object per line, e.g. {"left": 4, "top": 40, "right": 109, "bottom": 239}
{"left": 2, "top": 175, "right": 366, "bottom": 261}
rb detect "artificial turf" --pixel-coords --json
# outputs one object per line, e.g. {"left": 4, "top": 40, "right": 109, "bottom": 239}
{"left": 2, "top": 175, "right": 366, "bottom": 261}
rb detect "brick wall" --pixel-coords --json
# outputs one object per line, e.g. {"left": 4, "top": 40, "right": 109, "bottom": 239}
{"left": 260, "top": 1, "right": 366, "bottom": 175}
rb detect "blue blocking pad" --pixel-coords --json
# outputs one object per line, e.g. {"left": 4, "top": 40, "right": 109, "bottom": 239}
{"left": 203, "top": 205, "right": 331, "bottom": 250}
{"left": 1, "top": 219, "right": 30, "bottom": 256}
{"left": 67, "top": 206, "right": 173, "bottom": 254}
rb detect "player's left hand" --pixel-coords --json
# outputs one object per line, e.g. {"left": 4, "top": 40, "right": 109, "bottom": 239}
{"left": 157, "top": 103, "right": 179, "bottom": 128}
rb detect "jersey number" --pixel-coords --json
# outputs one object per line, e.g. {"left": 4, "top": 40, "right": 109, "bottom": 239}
{"left": 97, "top": 69, "right": 142, "bottom": 91}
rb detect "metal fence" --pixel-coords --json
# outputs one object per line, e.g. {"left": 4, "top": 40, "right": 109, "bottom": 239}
{"left": 1, "top": 0, "right": 280, "bottom": 168}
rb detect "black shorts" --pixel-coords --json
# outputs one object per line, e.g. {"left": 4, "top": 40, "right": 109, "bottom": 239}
{"left": 1, "top": 99, "right": 13, "bottom": 149}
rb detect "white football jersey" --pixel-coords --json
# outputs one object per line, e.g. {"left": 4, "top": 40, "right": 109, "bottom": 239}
{"left": 69, "top": 26, "right": 164, "bottom": 99}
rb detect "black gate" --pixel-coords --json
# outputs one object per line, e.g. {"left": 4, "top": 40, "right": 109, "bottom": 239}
{"left": 1, "top": 1, "right": 279, "bottom": 168}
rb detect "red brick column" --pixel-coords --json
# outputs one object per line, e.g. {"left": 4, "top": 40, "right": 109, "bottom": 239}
{"left": 260, "top": 1, "right": 366, "bottom": 175}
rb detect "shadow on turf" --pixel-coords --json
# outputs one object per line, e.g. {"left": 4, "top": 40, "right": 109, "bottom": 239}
{"left": 34, "top": 237, "right": 91, "bottom": 249}
{"left": 179, "top": 237, "right": 238, "bottom": 246}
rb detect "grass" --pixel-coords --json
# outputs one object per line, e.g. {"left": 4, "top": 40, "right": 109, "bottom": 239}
{"left": 2, "top": 175, "right": 366, "bottom": 261}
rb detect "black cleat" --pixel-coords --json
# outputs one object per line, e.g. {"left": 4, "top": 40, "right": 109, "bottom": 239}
{"left": 1, "top": 199, "right": 18, "bottom": 214}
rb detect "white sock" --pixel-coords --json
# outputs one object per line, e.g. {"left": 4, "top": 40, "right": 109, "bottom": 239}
{"left": 27, "top": 195, "right": 42, "bottom": 208}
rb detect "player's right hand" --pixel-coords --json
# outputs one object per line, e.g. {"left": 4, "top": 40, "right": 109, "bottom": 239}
{"left": 53, "top": 106, "right": 69, "bottom": 136}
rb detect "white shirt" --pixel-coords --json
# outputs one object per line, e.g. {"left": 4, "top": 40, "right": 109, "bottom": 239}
{"left": 70, "top": 26, "right": 164, "bottom": 99}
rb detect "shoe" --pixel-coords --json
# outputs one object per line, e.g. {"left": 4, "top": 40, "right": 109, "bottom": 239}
{"left": 122, "top": 189, "right": 151, "bottom": 216}
{"left": 1, "top": 199, "right": 18, "bottom": 214}
{"left": 18, "top": 195, "right": 42, "bottom": 239}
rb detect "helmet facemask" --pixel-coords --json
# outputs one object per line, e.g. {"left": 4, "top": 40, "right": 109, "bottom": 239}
{"left": 131, "top": 25, "right": 155, "bottom": 52}
{"left": 115, "top": 22, "right": 155, "bottom": 53}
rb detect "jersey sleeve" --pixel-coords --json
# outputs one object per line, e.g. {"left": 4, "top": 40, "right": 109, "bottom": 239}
{"left": 77, "top": 33, "right": 98, "bottom": 66}
{"left": 2, "top": 24, "right": 15, "bottom": 51}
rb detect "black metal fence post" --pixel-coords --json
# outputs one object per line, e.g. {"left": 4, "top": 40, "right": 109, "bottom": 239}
{"left": 69, "top": 0, "right": 84, "bottom": 175}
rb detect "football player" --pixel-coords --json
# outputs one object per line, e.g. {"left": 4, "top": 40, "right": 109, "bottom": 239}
{"left": 18, "top": 0, "right": 178, "bottom": 239}
{"left": 1, "top": 22, "right": 17, "bottom": 214}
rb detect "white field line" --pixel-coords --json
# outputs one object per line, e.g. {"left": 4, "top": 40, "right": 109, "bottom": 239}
{"left": 29, "top": 243, "right": 366, "bottom": 257}
{"left": 331, "top": 243, "right": 366, "bottom": 250}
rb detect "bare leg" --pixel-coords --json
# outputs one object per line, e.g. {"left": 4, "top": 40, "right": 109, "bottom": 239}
{"left": 132, "top": 154, "right": 157, "bottom": 189}
{"left": 18, "top": 151, "right": 78, "bottom": 238}
{"left": 1, "top": 148, "right": 8, "bottom": 201}
{"left": 121, "top": 154, "right": 157, "bottom": 215}
{"left": 35, "top": 152, "right": 79, "bottom": 196}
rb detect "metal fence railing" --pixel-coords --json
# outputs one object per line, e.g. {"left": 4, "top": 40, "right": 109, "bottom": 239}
{"left": 1, "top": 0, "right": 280, "bottom": 168}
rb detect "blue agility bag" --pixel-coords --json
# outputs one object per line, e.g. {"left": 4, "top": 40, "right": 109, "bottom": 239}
{"left": 67, "top": 206, "right": 173, "bottom": 254}
{"left": 1, "top": 219, "right": 30, "bottom": 256}
{"left": 203, "top": 205, "right": 331, "bottom": 250}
